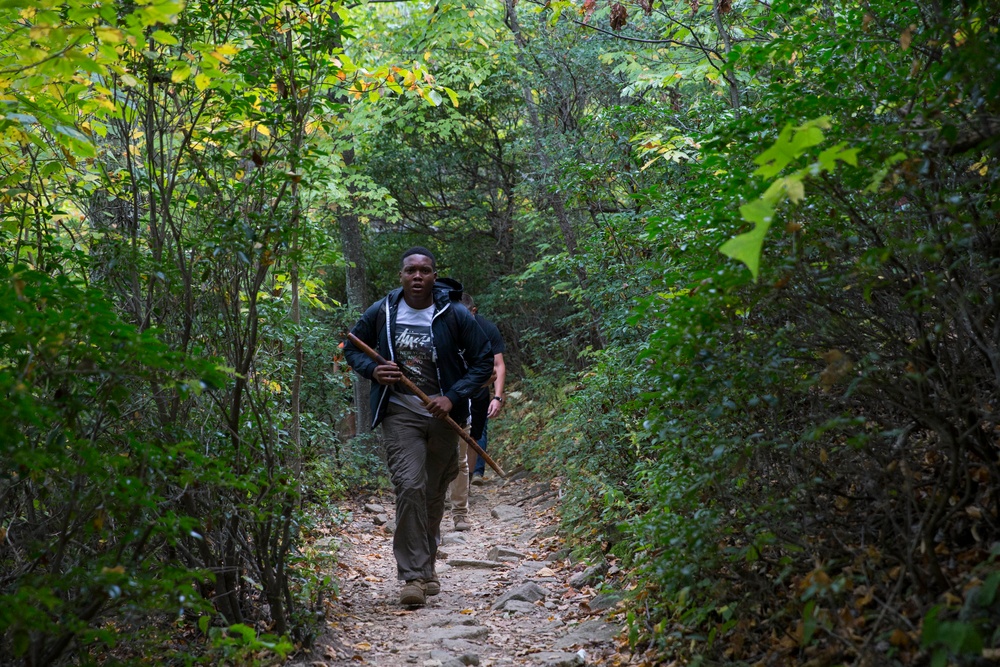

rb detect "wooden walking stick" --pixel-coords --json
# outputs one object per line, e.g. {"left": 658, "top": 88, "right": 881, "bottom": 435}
{"left": 346, "top": 333, "right": 507, "bottom": 479}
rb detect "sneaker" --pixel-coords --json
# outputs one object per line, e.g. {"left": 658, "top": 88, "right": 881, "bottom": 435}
{"left": 425, "top": 575, "right": 441, "bottom": 596}
{"left": 399, "top": 580, "right": 426, "bottom": 606}
{"left": 471, "top": 473, "right": 485, "bottom": 486}
{"left": 454, "top": 518, "right": 470, "bottom": 531}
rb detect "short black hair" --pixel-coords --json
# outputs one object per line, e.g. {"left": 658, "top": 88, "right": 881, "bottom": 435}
{"left": 400, "top": 246, "right": 436, "bottom": 269}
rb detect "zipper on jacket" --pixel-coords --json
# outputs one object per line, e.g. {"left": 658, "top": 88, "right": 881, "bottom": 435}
{"left": 430, "top": 301, "right": 450, "bottom": 391}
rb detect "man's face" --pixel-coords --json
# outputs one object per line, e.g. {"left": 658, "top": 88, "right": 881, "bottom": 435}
{"left": 400, "top": 254, "right": 436, "bottom": 305}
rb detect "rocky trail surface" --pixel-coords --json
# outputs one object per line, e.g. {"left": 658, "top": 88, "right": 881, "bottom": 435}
{"left": 294, "top": 471, "right": 630, "bottom": 667}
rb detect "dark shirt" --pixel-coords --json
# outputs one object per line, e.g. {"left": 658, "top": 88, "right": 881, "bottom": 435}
{"left": 472, "top": 314, "right": 504, "bottom": 403}
{"left": 476, "top": 314, "right": 505, "bottom": 356}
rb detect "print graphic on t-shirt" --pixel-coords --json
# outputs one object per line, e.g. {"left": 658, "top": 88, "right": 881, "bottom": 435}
{"left": 395, "top": 322, "right": 440, "bottom": 396}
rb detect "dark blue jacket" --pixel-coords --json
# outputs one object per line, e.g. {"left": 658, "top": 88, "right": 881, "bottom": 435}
{"left": 343, "top": 283, "right": 493, "bottom": 429}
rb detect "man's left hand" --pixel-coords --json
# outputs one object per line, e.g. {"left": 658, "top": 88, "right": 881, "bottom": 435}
{"left": 487, "top": 398, "right": 503, "bottom": 419}
{"left": 426, "top": 396, "right": 453, "bottom": 419}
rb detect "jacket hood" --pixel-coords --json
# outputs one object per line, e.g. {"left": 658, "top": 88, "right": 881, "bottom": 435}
{"left": 434, "top": 277, "right": 464, "bottom": 303}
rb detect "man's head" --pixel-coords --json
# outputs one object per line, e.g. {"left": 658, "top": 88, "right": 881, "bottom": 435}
{"left": 461, "top": 293, "right": 477, "bottom": 314}
{"left": 399, "top": 247, "right": 437, "bottom": 309}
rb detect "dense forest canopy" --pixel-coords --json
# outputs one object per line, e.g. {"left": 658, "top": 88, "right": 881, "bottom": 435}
{"left": 1, "top": 0, "right": 998, "bottom": 663}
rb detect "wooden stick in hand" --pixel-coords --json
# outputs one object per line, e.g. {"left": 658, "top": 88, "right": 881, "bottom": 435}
{"left": 346, "top": 333, "right": 507, "bottom": 479}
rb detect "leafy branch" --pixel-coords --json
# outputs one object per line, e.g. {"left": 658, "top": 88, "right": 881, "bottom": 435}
{"left": 719, "top": 117, "right": 858, "bottom": 280}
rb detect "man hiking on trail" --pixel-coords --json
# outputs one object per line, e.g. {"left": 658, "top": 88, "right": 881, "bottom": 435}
{"left": 343, "top": 247, "right": 493, "bottom": 607}
{"left": 463, "top": 293, "right": 506, "bottom": 486}
{"left": 448, "top": 292, "right": 506, "bottom": 529}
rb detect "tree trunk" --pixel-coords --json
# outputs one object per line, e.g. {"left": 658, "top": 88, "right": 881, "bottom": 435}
{"left": 339, "top": 146, "right": 374, "bottom": 437}
{"left": 712, "top": 0, "right": 741, "bottom": 118}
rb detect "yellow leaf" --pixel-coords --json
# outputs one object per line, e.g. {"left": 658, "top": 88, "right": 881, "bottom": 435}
{"left": 101, "top": 565, "right": 126, "bottom": 574}
{"left": 900, "top": 24, "right": 915, "bottom": 51}
{"left": 255, "top": 124, "right": 270, "bottom": 137}
{"left": 889, "top": 629, "right": 911, "bottom": 647}
{"left": 819, "top": 448, "right": 828, "bottom": 463}
{"left": 216, "top": 43, "right": 239, "bottom": 56}
{"left": 96, "top": 27, "right": 124, "bottom": 43}
{"left": 354, "top": 642, "right": 371, "bottom": 651}
{"left": 640, "top": 156, "right": 660, "bottom": 171}
{"left": 171, "top": 65, "right": 191, "bottom": 83}
{"left": 855, "top": 587, "right": 874, "bottom": 609}
{"left": 195, "top": 73, "right": 210, "bottom": 91}
{"left": 784, "top": 177, "right": 805, "bottom": 203}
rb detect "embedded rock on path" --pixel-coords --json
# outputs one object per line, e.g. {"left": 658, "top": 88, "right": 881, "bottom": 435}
{"left": 295, "top": 473, "right": 626, "bottom": 666}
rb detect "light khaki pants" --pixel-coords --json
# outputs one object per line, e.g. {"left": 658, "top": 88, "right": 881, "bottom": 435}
{"left": 448, "top": 430, "right": 470, "bottom": 520}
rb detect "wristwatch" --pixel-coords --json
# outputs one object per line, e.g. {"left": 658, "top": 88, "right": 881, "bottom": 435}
{"left": 491, "top": 396, "right": 503, "bottom": 403}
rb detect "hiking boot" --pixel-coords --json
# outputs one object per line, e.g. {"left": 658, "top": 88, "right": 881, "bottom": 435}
{"left": 399, "top": 580, "right": 426, "bottom": 606}
{"left": 425, "top": 575, "right": 441, "bottom": 596}
{"left": 454, "top": 518, "right": 470, "bottom": 531}
{"left": 471, "top": 473, "right": 485, "bottom": 486}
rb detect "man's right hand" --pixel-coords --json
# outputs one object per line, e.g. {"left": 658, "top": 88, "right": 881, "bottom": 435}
{"left": 373, "top": 362, "right": 402, "bottom": 385}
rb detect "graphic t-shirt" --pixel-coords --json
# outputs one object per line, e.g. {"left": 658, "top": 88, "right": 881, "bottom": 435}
{"left": 389, "top": 300, "right": 440, "bottom": 416}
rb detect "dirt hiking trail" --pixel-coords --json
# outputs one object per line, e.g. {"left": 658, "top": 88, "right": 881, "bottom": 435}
{"left": 294, "top": 470, "right": 629, "bottom": 667}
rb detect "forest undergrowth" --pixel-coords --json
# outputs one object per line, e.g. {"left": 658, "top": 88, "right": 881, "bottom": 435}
{"left": 2, "top": 0, "right": 999, "bottom": 664}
